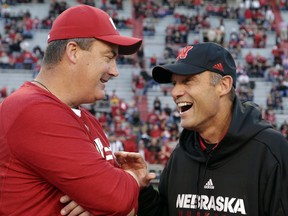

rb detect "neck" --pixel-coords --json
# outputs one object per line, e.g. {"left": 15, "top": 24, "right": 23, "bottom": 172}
{"left": 199, "top": 106, "right": 232, "bottom": 144}
{"left": 34, "top": 72, "right": 79, "bottom": 108}
{"left": 32, "top": 79, "right": 52, "bottom": 94}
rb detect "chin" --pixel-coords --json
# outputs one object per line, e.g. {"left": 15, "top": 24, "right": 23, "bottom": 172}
{"left": 180, "top": 122, "right": 188, "bottom": 129}
{"left": 180, "top": 121, "right": 194, "bottom": 130}
{"left": 95, "top": 93, "right": 105, "bottom": 100}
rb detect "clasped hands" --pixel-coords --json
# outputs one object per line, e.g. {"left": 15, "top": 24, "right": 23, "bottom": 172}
{"left": 60, "top": 152, "right": 156, "bottom": 216}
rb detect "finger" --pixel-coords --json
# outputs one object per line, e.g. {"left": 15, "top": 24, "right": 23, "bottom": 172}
{"left": 79, "top": 211, "right": 93, "bottom": 216}
{"left": 144, "top": 173, "right": 157, "bottom": 185}
{"left": 115, "top": 152, "right": 141, "bottom": 160}
{"left": 60, "top": 200, "right": 78, "bottom": 215}
{"left": 125, "top": 152, "right": 142, "bottom": 159}
{"left": 114, "top": 152, "right": 128, "bottom": 164}
{"left": 60, "top": 195, "right": 71, "bottom": 203}
{"left": 114, "top": 151, "right": 128, "bottom": 158}
{"left": 138, "top": 172, "right": 157, "bottom": 189}
{"left": 67, "top": 205, "right": 88, "bottom": 216}
{"left": 117, "top": 152, "right": 144, "bottom": 164}
{"left": 147, "top": 172, "right": 157, "bottom": 180}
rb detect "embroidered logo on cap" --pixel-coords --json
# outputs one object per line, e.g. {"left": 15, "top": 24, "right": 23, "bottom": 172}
{"left": 109, "top": 17, "right": 117, "bottom": 30}
{"left": 176, "top": 46, "right": 193, "bottom": 61}
{"left": 212, "top": 63, "right": 224, "bottom": 72}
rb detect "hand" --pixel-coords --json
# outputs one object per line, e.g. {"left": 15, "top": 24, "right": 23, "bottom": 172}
{"left": 114, "top": 151, "right": 156, "bottom": 188}
{"left": 60, "top": 195, "right": 136, "bottom": 216}
{"left": 60, "top": 195, "right": 92, "bottom": 216}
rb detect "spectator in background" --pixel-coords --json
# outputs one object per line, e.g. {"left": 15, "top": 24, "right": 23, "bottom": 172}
{"left": 138, "top": 139, "right": 150, "bottom": 162}
{"left": 264, "top": 108, "right": 277, "bottom": 128}
{"left": 121, "top": 135, "right": 138, "bottom": 153}
{"left": 279, "top": 20, "right": 288, "bottom": 41}
{"left": 280, "top": 120, "right": 288, "bottom": 140}
{"left": 153, "top": 96, "right": 162, "bottom": 113}
{"left": 108, "top": 132, "right": 124, "bottom": 154}
{"left": 146, "top": 137, "right": 161, "bottom": 164}
{"left": 0, "top": 52, "right": 10, "bottom": 68}
{"left": 133, "top": 75, "right": 145, "bottom": 103}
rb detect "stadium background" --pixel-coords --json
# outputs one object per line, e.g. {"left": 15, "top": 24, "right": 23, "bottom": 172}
{"left": 0, "top": 0, "right": 288, "bottom": 181}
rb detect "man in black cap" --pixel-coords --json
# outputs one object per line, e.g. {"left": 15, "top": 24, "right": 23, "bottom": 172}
{"left": 135, "top": 42, "right": 288, "bottom": 216}
{"left": 61, "top": 42, "right": 288, "bottom": 215}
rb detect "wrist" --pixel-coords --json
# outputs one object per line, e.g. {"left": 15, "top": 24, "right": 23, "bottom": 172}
{"left": 125, "top": 170, "right": 140, "bottom": 187}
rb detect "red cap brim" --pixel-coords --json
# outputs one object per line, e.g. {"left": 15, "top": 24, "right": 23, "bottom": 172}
{"left": 97, "top": 35, "right": 142, "bottom": 55}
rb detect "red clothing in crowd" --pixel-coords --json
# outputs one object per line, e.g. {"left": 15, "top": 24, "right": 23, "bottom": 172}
{"left": 123, "top": 137, "right": 138, "bottom": 152}
{"left": 245, "top": 52, "right": 254, "bottom": 64}
{"left": 146, "top": 111, "right": 160, "bottom": 125}
{"left": 24, "top": 17, "right": 34, "bottom": 31}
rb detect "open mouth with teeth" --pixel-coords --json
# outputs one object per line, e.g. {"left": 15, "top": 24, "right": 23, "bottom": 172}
{"left": 178, "top": 102, "right": 193, "bottom": 113}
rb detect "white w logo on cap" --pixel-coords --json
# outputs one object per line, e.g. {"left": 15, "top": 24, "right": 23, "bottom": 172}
{"left": 109, "top": 17, "right": 117, "bottom": 30}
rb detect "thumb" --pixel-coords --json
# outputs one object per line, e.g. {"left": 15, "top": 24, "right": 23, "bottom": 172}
{"left": 60, "top": 195, "right": 71, "bottom": 203}
{"left": 143, "top": 172, "right": 157, "bottom": 185}
{"left": 147, "top": 172, "right": 157, "bottom": 181}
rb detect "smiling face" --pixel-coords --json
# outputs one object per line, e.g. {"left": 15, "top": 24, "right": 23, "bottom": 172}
{"left": 171, "top": 71, "right": 223, "bottom": 131}
{"left": 73, "top": 39, "right": 119, "bottom": 104}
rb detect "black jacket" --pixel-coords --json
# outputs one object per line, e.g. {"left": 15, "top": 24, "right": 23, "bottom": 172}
{"left": 138, "top": 98, "right": 288, "bottom": 216}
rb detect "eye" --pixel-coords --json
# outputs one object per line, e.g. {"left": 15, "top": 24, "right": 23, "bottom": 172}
{"left": 104, "top": 55, "right": 114, "bottom": 63}
{"left": 106, "top": 55, "right": 113, "bottom": 60}
{"left": 183, "top": 78, "right": 191, "bottom": 84}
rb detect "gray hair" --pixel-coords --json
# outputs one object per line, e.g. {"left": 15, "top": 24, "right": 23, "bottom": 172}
{"left": 210, "top": 72, "right": 235, "bottom": 101}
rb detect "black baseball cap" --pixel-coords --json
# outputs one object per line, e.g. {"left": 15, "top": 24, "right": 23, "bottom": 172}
{"left": 152, "top": 42, "right": 237, "bottom": 87}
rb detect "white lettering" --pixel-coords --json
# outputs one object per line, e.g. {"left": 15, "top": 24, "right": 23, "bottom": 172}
{"left": 176, "top": 194, "right": 185, "bottom": 208}
{"left": 225, "top": 197, "right": 236, "bottom": 213}
{"left": 191, "top": 194, "right": 198, "bottom": 208}
{"left": 183, "top": 194, "right": 192, "bottom": 208}
{"left": 200, "top": 195, "right": 209, "bottom": 210}
{"left": 216, "top": 196, "right": 224, "bottom": 211}
{"left": 94, "top": 138, "right": 104, "bottom": 158}
{"left": 234, "top": 199, "right": 247, "bottom": 215}
{"left": 106, "top": 155, "right": 113, "bottom": 160}
{"left": 207, "top": 196, "right": 216, "bottom": 211}
{"left": 175, "top": 194, "right": 246, "bottom": 214}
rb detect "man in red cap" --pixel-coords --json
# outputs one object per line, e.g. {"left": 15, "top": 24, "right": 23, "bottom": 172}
{"left": 0, "top": 5, "right": 154, "bottom": 216}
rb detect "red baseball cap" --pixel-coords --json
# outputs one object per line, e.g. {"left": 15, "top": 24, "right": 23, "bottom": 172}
{"left": 47, "top": 5, "right": 142, "bottom": 55}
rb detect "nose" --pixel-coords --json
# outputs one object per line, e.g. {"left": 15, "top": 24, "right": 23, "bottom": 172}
{"left": 109, "top": 60, "right": 119, "bottom": 77}
{"left": 171, "top": 84, "right": 184, "bottom": 100}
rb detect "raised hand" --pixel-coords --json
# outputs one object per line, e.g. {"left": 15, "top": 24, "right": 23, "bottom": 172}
{"left": 114, "top": 151, "right": 156, "bottom": 189}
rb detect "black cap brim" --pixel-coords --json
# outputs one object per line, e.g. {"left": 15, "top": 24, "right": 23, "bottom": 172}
{"left": 152, "top": 63, "right": 207, "bottom": 83}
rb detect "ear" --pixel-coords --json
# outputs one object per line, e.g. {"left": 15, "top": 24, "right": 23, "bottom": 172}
{"left": 65, "top": 41, "right": 78, "bottom": 64}
{"left": 219, "top": 75, "right": 233, "bottom": 96}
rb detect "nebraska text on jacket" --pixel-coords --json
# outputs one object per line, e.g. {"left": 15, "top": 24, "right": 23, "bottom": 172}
{"left": 176, "top": 194, "right": 247, "bottom": 215}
